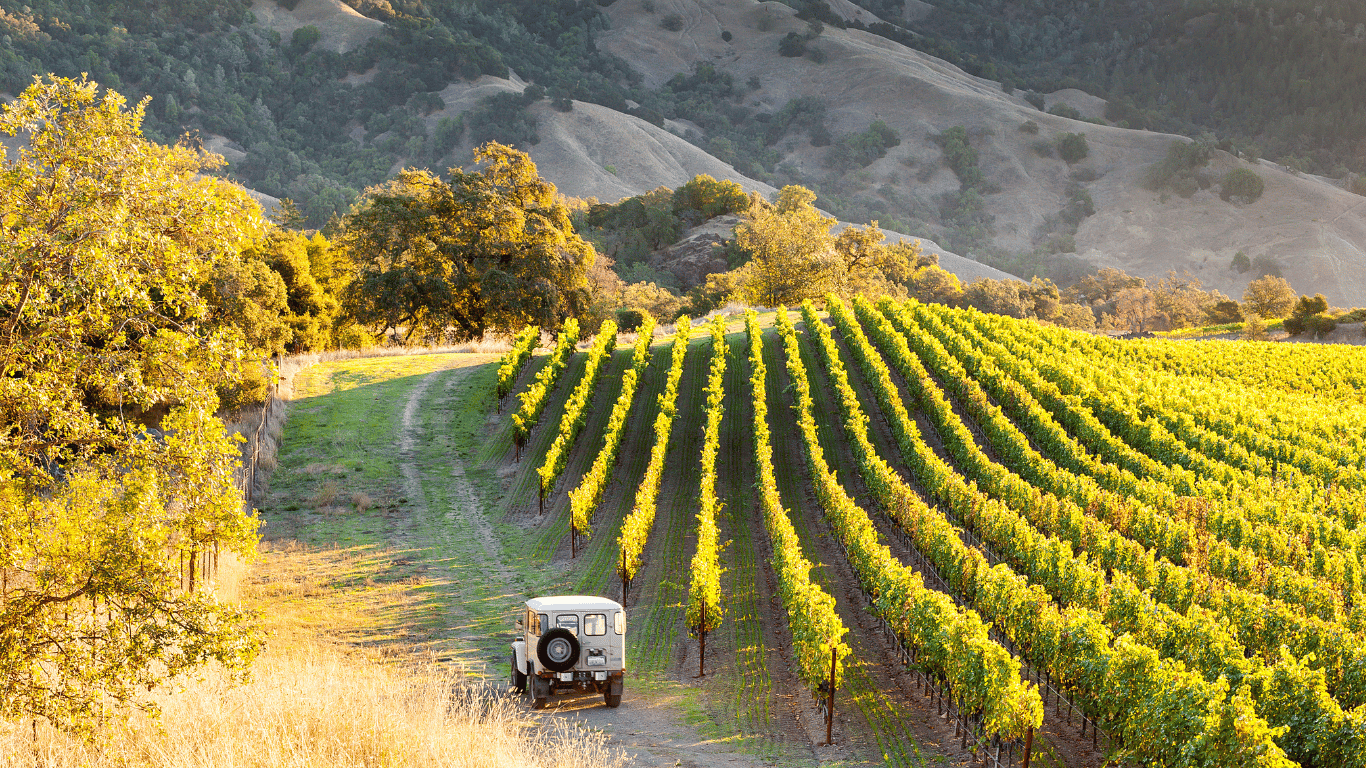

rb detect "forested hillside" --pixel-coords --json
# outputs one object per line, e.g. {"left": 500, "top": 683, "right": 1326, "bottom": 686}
{"left": 8, "top": 0, "right": 1366, "bottom": 303}
{"left": 889, "top": 0, "right": 1366, "bottom": 178}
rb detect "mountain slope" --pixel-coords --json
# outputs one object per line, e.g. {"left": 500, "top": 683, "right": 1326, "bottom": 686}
{"left": 592, "top": 0, "right": 1366, "bottom": 304}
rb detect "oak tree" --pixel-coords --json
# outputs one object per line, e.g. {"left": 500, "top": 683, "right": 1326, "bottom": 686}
{"left": 0, "top": 76, "right": 267, "bottom": 730}
{"left": 341, "top": 142, "right": 594, "bottom": 343}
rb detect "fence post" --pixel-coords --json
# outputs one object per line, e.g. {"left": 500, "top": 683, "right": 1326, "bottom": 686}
{"left": 1023, "top": 727, "right": 1033, "bottom": 768}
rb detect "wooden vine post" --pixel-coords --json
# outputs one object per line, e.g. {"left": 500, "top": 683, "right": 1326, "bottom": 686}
{"left": 825, "top": 644, "right": 837, "bottom": 746}
{"left": 1023, "top": 726, "right": 1033, "bottom": 768}
{"left": 697, "top": 599, "right": 707, "bottom": 678}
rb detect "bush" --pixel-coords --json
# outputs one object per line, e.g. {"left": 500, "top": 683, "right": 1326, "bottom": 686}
{"left": 1057, "top": 132, "right": 1089, "bottom": 163}
{"left": 614, "top": 308, "right": 646, "bottom": 333}
{"left": 721, "top": 30, "right": 732, "bottom": 42}
{"left": 661, "top": 14, "right": 683, "bottom": 31}
{"left": 779, "top": 32, "right": 807, "bottom": 57}
{"left": 1286, "top": 312, "right": 1338, "bottom": 337}
{"left": 1221, "top": 167, "right": 1264, "bottom": 203}
{"left": 1207, "top": 299, "right": 1243, "bottom": 324}
{"left": 1025, "top": 92, "right": 1045, "bottom": 110}
{"left": 1047, "top": 103, "right": 1082, "bottom": 120}
{"left": 338, "top": 324, "right": 376, "bottom": 350}
{"left": 1019, "top": 120, "right": 1039, "bottom": 134}
{"left": 1231, "top": 251, "right": 1251, "bottom": 273}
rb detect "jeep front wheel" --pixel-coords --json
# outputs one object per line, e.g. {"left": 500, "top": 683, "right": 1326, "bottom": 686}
{"left": 605, "top": 692, "right": 622, "bottom": 708}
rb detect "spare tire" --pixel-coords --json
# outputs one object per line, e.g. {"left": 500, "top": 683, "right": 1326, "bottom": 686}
{"left": 537, "top": 627, "right": 580, "bottom": 673}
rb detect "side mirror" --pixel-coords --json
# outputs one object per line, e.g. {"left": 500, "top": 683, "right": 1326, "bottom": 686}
{"left": 515, "top": 619, "right": 524, "bottom": 631}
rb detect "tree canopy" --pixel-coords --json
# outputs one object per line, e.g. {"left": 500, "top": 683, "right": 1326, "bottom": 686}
{"left": 341, "top": 143, "right": 594, "bottom": 343}
{"left": 0, "top": 76, "right": 265, "bottom": 730}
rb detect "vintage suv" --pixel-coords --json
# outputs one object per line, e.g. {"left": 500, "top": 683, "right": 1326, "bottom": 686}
{"left": 510, "top": 595, "right": 625, "bottom": 708}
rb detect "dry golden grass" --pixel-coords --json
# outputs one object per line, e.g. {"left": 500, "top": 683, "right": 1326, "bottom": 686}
{"left": 0, "top": 541, "right": 625, "bottom": 768}
{"left": 1, "top": 640, "right": 624, "bottom": 768}
{"left": 352, "top": 491, "right": 374, "bottom": 513}
{"left": 311, "top": 479, "right": 341, "bottom": 508}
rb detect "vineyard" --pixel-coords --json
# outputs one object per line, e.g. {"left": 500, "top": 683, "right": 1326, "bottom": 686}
{"left": 493, "top": 298, "right": 1366, "bottom": 767}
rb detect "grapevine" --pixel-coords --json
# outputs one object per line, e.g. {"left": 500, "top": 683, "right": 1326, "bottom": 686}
{"left": 511, "top": 318, "right": 579, "bottom": 450}
{"left": 569, "top": 317, "right": 657, "bottom": 542}
{"left": 617, "top": 318, "right": 691, "bottom": 593}
{"left": 495, "top": 325, "right": 539, "bottom": 400}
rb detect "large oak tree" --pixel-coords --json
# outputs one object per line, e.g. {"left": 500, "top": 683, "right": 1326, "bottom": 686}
{"left": 341, "top": 143, "right": 594, "bottom": 343}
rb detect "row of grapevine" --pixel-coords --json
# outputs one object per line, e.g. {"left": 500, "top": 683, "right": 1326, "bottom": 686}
{"left": 512, "top": 318, "right": 579, "bottom": 449}
{"left": 772, "top": 306, "right": 1043, "bottom": 743}
{"left": 1049, "top": 321, "right": 1366, "bottom": 466}
{"left": 916, "top": 302, "right": 1352, "bottom": 619}
{"left": 744, "top": 311, "right": 851, "bottom": 694}
{"left": 536, "top": 320, "right": 617, "bottom": 505}
{"left": 863, "top": 297, "right": 1366, "bottom": 713}
{"left": 616, "top": 318, "right": 691, "bottom": 593}
{"left": 957, "top": 307, "right": 1366, "bottom": 602}
{"left": 881, "top": 298, "right": 1351, "bottom": 623}
{"left": 989, "top": 311, "right": 1366, "bottom": 539}
{"left": 569, "top": 318, "right": 658, "bottom": 543}
{"left": 791, "top": 301, "right": 1305, "bottom": 765}
{"left": 496, "top": 326, "right": 540, "bottom": 399}
{"left": 822, "top": 297, "right": 1365, "bottom": 764}
{"left": 686, "top": 316, "right": 728, "bottom": 674}
{"left": 1098, "top": 327, "right": 1366, "bottom": 402}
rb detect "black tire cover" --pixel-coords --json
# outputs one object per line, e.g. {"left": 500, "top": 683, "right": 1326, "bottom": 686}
{"left": 536, "top": 627, "right": 581, "bottom": 673}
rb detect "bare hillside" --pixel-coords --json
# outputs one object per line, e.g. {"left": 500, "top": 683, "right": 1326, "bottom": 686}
{"left": 422, "top": 76, "right": 1011, "bottom": 283}
{"left": 594, "top": 0, "right": 1366, "bottom": 305}
{"left": 252, "top": 0, "right": 383, "bottom": 53}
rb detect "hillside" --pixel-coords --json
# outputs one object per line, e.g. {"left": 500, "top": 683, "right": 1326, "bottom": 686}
{"left": 7, "top": 0, "right": 1366, "bottom": 302}
{"left": 593, "top": 0, "right": 1366, "bottom": 303}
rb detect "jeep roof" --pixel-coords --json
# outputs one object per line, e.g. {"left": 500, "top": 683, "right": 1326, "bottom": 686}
{"left": 525, "top": 595, "right": 622, "bottom": 612}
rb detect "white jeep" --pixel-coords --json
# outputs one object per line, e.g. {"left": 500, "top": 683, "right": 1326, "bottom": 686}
{"left": 510, "top": 595, "right": 625, "bottom": 709}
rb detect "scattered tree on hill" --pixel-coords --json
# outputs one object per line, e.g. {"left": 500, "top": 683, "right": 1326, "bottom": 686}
{"left": 1057, "top": 132, "right": 1089, "bottom": 163}
{"left": 1283, "top": 293, "right": 1336, "bottom": 336}
{"left": 341, "top": 143, "right": 594, "bottom": 343}
{"left": 1221, "top": 168, "right": 1265, "bottom": 204}
{"left": 0, "top": 76, "right": 266, "bottom": 731}
{"left": 1242, "top": 275, "right": 1297, "bottom": 319}
{"left": 733, "top": 186, "right": 839, "bottom": 306}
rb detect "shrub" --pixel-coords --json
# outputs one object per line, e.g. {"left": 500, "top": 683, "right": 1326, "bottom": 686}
{"left": 1222, "top": 167, "right": 1265, "bottom": 203}
{"left": 1057, "top": 132, "right": 1089, "bottom": 163}
{"left": 721, "top": 30, "right": 732, "bottom": 42}
{"left": 1047, "top": 103, "right": 1082, "bottom": 120}
{"left": 1024, "top": 91, "right": 1045, "bottom": 110}
{"left": 779, "top": 32, "right": 807, "bottom": 57}
{"left": 338, "top": 324, "right": 376, "bottom": 350}
{"left": 1231, "top": 251, "right": 1251, "bottom": 273}
{"left": 1031, "top": 140, "right": 1054, "bottom": 158}
{"left": 1144, "top": 139, "right": 1213, "bottom": 191}
{"left": 661, "top": 13, "right": 683, "bottom": 31}
{"left": 1019, "top": 120, "right": 1039, "bottom": 134}
{"left": 614, "top": 308, "right": 646, "bottom": 333}
{"left": 1286, "top": 312, "right": 1338, "bottom": 337}
{"left": 1207, "top": 299, "right": 1243, "bottom": 324}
